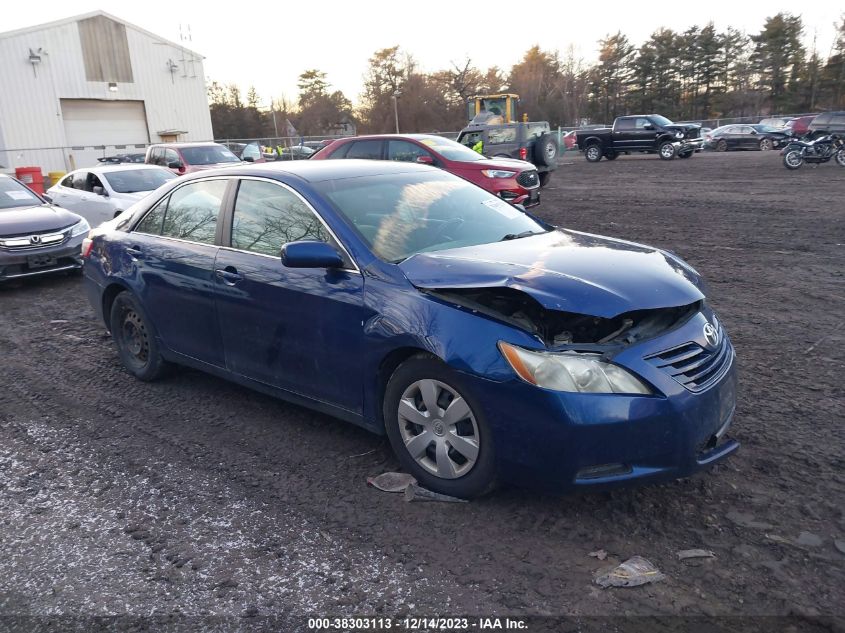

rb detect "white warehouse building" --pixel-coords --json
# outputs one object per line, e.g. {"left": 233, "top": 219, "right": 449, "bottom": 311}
{"left": 0, "top": 10, "right": 213, "bottom": 174}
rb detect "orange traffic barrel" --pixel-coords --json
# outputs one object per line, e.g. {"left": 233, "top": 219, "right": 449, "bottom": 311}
{"left": 15, "top": 166, "right": 45, "bottom": 194}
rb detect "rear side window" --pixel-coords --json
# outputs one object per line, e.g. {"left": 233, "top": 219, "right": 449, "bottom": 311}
{"left": 61, "top": 175, "right": 74, "bottom": 188}
{"left": 135, "top": 180, "right": 226, "bottom": 244}
{"left": 615, "top": 118, "right": 635, "bottom": 131}
{"left": 72, "top": 172, "right": 87, "bottom": 190}
{"left": 813, "top": 114, "right": 831, "bottom": 125}
{"left": 345, "top": 140, "right": 383, "bottom": 159}
{"left": 326, "top": 142, "right": 352, "bottom": 159}
{"left": 230, "top": 180, "right": 331, "bottom": 257}
{"left": 387, "top": 140, "right": 431, "bottom": 162}
{"left": 136, "top": 197, "right": 168, "bottom": 234}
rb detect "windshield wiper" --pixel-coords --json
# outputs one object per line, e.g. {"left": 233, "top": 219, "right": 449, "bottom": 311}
{"left": 500, "top": 230, "right": 541, "bottom": 241}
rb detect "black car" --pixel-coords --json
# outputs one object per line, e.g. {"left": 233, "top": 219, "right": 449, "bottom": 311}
{"left": 97, "top": 153, "right": 146, "bottom": 164}
{"left": 704, "top": 124, "right": 791, "bottom": 152}
{"left": 0, "top": 174, "right": 88, "bottom": 283}
{"left": 808, "top": 112, "right": 845, "bottom": 136}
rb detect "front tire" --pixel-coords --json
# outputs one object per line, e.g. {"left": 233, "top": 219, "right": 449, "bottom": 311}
{"left": 759, "top": 138, "right": 773, "bottom": 151}
{"left": 584, "top": 145, "right": 602, "bottom": 162}
{"left": 782, "top": 150, "right": 804, "bottom": 170}
{"left": 538, "top": 171, "right": 551, "bottom": 187}
{"left": 678, "top": 150, "right": 694, "bottom": 159}
{"left": 383, "top": 355, "right": 496, "bottom": 499}
{"left": 109, "top": 291, "right": 167, "bottom": 381}
{"left": 716, "top": 139, "right": 728, "bottom": 152}
{"left": 835, "top": 149, "right": 845, "bottom": 167}
{"left": 658, "top": 141, "right": 676, "bottom": 160}
{"left": 604, "top": 150, "right": 618, "bottom": 161}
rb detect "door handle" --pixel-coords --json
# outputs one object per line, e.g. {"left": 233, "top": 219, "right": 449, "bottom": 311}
{"left": 215, "top": 267, "right": 243, "bottom": 284}
{"left": 81, "top": 196, "right": 88, "bottom": 201}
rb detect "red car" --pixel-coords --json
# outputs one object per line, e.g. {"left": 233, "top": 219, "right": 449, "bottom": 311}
{"left": 784, "top": 115, "right": 817, "bottom": 138}
{"left": 311, "top": 134, "right": 541, "bottom": 207}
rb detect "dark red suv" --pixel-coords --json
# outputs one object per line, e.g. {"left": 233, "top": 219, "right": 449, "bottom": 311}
{"left": 311, "top": 134, "right": 541, "bottom": 207}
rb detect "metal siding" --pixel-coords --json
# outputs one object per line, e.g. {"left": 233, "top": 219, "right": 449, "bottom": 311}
{"left": 0, "top": 15, "right": 213, "bottom": 173}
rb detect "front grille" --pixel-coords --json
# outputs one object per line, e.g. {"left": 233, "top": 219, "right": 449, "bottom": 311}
{"left": 686, "top": 128, "right": 700, "bottom": 139}
{"left": 516, "top": 170, "right": 539, "bottom": 188}
{"left": 645, "top": 322, "right": 732, "bottom": 392}
{"left": 0, "top": 229, "right": 68, "bottom": 251}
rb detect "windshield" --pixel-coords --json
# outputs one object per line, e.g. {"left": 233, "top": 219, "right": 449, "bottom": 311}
{"left": 180, "top": 146, "right": 241, "bottom": 165}
{"left": 314, "top": 171, "right": 547, "bottom": 263}
{"left": 103, "top": 169, "right": 176, "bottom": 193}
{"left": 417, "top": 136, "right": 485, "bottom": 162}
{"left": 0, "top": 177, "right": 42, "bottom": 210}
{"left": 752, "top": 125, "right": 781, "bottom": 133}
{"left": 650, "top": 115, "right": 674, "bottom": 126}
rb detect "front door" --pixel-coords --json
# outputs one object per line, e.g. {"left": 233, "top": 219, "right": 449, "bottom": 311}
{"left": 213, "top": 178, "right": 367, "bottom": 413}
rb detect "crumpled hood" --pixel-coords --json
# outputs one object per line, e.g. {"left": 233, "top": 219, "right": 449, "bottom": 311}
{"left": 399, "top": 229, "right": 705, "bottom": 318}
{"left": 0, "top": 204, "right": 81, "bottom": 237}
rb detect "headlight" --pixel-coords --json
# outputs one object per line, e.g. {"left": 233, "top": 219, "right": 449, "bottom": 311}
{"left": 481, "top": 169, "right": 516, "bottom": 179}
{"left": 498, "top": 342, "right": 651, "bottom": 395}
{"left": 675, "top": 131, "right": 685, "bottom": 139}
{"left": 69, "top": 218, "right": 90, "bottom": 237}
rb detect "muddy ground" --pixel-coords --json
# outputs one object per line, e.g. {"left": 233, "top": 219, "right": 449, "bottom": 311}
{"left": 0, "top": 150, "right": 843, "bottom": 631}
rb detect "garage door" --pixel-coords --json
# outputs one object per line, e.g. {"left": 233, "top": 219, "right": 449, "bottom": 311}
{"left": 61, "top": 99, "right": 149, "bottom": 147}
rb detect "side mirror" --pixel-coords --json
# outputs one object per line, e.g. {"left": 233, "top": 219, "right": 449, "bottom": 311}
{"left": 281, "top": 241, "right": 344, "bottom": 269}
{"left": 642, "top": 123, "right": 654, "bottom": 130}
{"left": 168, "top": 161, "right": 183, "bottom": 170}
{"left": 243, "top": 156, "right": 255, "bottom": 162}
{"left": 750, "top": 129, "right": 758, "bottom": 135}
{"left": 415, "top": 155, "right": 434, "bottom": 165}
{"left": 41, "top": 193, "right": 53, "bottom": 204}
{"left": 93, "top": 186, "right": 107, "bottom": 197}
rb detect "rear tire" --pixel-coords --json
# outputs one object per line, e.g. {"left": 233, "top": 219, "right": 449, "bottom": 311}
{"left": 584, "top": 145, "right": 602, "bottom": 162}
{"left": 383, "top": 355, "right": 496, "bottom": 499}
{"left": 835, "top": 149, "right": 845, "bottom": 167}
{"left": 109, "top": 291, "right": 168, "bottom": 381}
{"left": 782, "top": 150, "right": 804, "bottom": 170}
{"left": 658, "top": 141, "right": 676, "bottom": 160}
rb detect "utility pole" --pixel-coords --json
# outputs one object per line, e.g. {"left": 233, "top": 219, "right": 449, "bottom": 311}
{"left": 392, "top": 92, "right": 401, "bottom": 133}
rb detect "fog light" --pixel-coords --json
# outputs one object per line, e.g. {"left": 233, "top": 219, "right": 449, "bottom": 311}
{"left": 499, "top": 191, "right": 518, "bottom": 200}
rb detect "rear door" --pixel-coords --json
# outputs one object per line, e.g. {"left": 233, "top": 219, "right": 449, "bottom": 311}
{"left": 51, "top": 173, "right": 84, "bottom": 211}
{"left": 212, "top": 177, "right": 366, "bottom": 412}
{"left": 128, "top": 178, "right": 230, "bottom": 366}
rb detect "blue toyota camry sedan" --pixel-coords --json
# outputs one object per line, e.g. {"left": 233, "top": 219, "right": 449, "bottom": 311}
{"left": 82, "top": 160, "right": 737, "bottom": 498}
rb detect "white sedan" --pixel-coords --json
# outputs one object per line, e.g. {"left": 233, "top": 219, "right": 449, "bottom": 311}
{"left": 46, "top": 165, "right": 176, "bottom": 227}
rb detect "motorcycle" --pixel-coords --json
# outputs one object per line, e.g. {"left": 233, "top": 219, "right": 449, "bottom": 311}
{"left": 781, "top": 133, "right": 845, "bottom": 170}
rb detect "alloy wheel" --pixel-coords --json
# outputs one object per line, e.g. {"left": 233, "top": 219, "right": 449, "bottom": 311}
{"left": 660, "top": 143, "right": 675, "bottom": 159}
{"left": 396, "top": 378, "right": 480, "bottom": 479}
{"left": 586, "top": 146, "right": 601, "bottom": 161}
{"left": 759, "top": 138, "right": 772, "bottom": 151}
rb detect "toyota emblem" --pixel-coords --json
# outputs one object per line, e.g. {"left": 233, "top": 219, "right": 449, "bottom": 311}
{"left": 29, "top": 234, "right": 41, "bottom": 245}
{"left": 703, "top": 322, "right": 719, "bottom": 348}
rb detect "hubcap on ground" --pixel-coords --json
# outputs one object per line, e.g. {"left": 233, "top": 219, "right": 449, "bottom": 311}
{"left": 397, "top": 378, "right": 480, "bottom": 479}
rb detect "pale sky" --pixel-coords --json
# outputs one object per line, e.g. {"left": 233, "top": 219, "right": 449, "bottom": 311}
{"left": 2, "top": 0, "right": 842, "bottom": 107}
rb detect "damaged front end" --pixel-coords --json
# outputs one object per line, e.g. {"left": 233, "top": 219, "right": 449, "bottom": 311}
{"left": 425, "top": 286, "right": 700, "bottom": 350}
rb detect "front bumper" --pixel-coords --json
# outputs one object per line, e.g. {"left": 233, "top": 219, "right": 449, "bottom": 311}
{"left": 470, "top": 311, "right": 738, "bottom": 490}
{"left": 497, "top": 186, "right": 540, "bottom": 208}
{"left": 677, "top": 138, "right": 705, "bottom": 153}
{"left": 0, "top": 236, "right": 84, "bottom": 281}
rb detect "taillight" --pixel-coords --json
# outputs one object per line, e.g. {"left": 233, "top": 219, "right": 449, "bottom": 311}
{"left": 519, "top": 147, "right": 527, "bottom": 160}
{"left": 81, "top": 237, "right": 94, "bottom": 258}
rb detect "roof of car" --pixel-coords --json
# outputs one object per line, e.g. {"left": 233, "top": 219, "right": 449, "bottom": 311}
{"left": 331, "top": 133, "right": 455, "bottom": 143}
{"left": 148, "top": 142, "right": 227, "bottom": 148}
{"left": 84, "top": 164, "right": 171, "bottom": 174}
{"left": 183, "top": 159, "right": 437, "bottom": 184}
